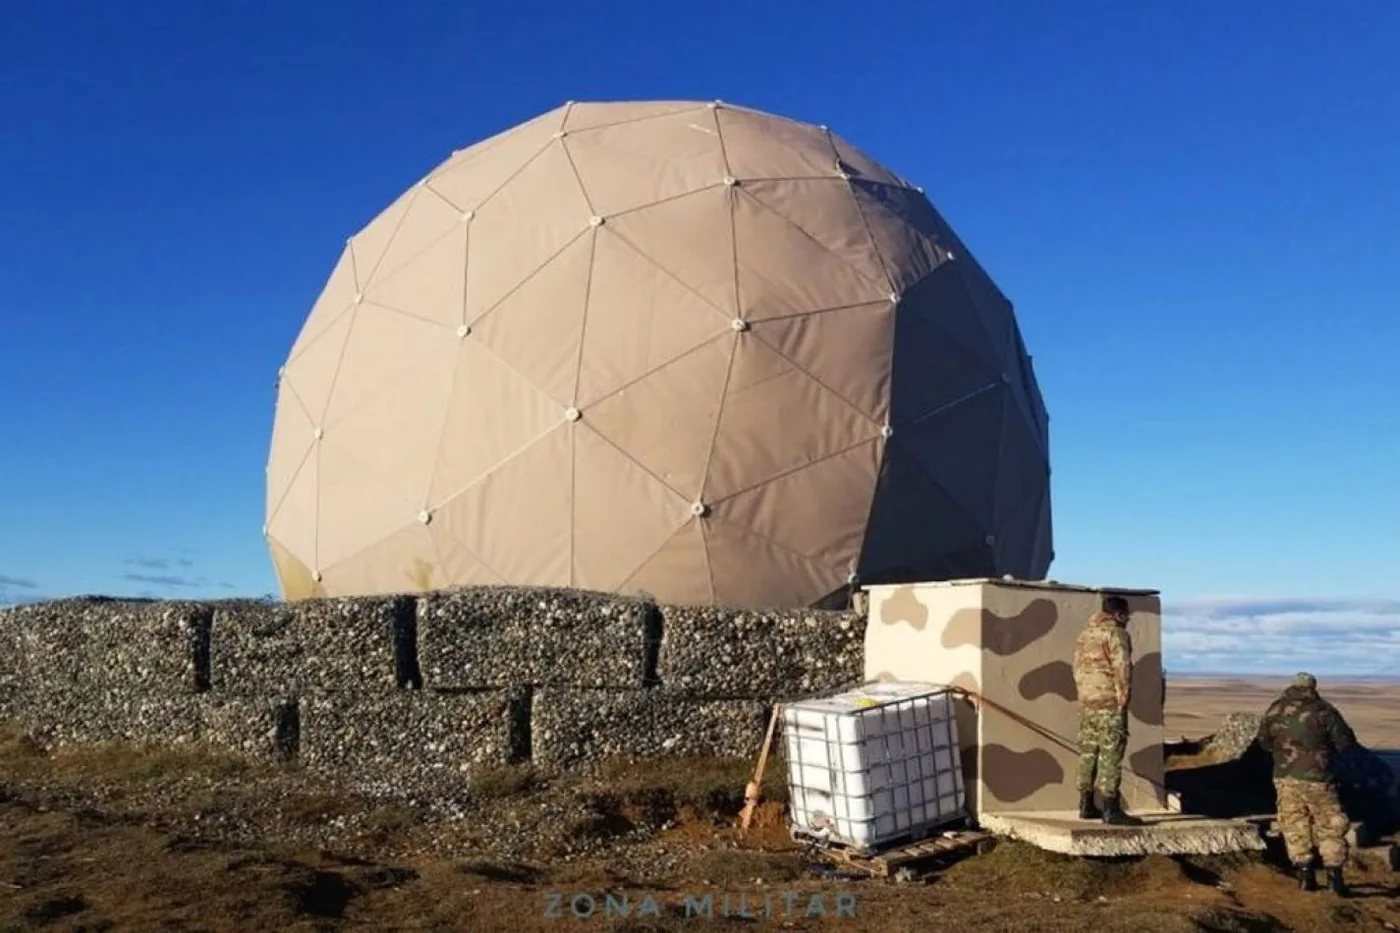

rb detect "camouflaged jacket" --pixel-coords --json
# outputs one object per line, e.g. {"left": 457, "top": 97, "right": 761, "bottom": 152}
{"left": 1256, "top": 686, "right": 1357, "bottom": 782}
{"left": 1072, "top": 612, "right": 1132, "bottom": 711}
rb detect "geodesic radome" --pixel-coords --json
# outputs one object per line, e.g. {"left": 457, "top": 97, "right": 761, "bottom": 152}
{"left": 265, "top": 100, "right": 1052, "bottom": 608}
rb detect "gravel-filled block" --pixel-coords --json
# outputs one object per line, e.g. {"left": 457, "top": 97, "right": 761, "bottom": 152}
{"left": 13, "top": 685, "right": 205, "bottom": 747}
{"left": 0, "top": 606, "right": 22, "bottom": 711}
{"left": 656, "top": 605, "right": 864, "bottom": 697}
{"left": 200, "top": 695, "right": 299, "bottom": 761}
{"left": 418, "top": 586, "right": 655, "bottom": 689}
{"left": 299, "top": 689, "right": 523, "bottom": 790}
{"left": 1, "top": 597, "right": 208, "bottom": 696}
{"left": 531, "top": 689, "right": 772, "bottom": 770}
{"left": 211, "top": 597, "right": 411, "bottom": 694}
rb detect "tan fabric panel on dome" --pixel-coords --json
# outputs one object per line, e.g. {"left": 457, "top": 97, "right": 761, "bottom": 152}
{"left": 716, "top": 107, "right": 846, "bottom": 181}
{"left": 704, "top": 518, "right": 845, "bottom": 609}
{"left": 315, "top": 438, "right": 421, "bottom": 571}
{"left": 710, "top": 437, "right": 882, "bottom": 570}
{"left": 733, "top": 188, "right": 889, "bottom": 319}
{"left": 319, "top": 522, "right": 443, "bottom": 596}
{"left": 268, "top": 538, "right": 325, "bottom": 601}
{"left": 739, "top": 178, "right": 891, "bottom": 291}
{"left": 265, "top": 392, "right": 316, "bottom": 525}
{"left": 267, "top": 100, "right": 1052, "bottom": 606}
{"left": 428, "top": 338, "right": 562, "bottom": 506}
{"left": 471, "top": 229, "right": 594, "bottom": 405}
{"left": 575, "top": 229, "right": 732, "bottom": 406}
{"left": 703, "top": 335, "right": 880, "bottom": 501}
{"left": 434, "top": 426, "right": 573, "bottom": 587}
{"left": 566, "top": 106, "right": 727, "bottom": 216}
{"left": 266, "top": 438, "right": 318, "bottom": 574}
{"left": 322, "top": 304, "right": 451, "bottom": 427}
{"left": 428, "top": 108, "right": 564, "bottom": 214}
{"left": 289, "top": 246, "right": 357, "bottom": 360}
{"left": 603, "top": 186, "right": 737, "bottom": 316}
{"left": 562, "top": 101, "right": 703, "bottom": 133}
{"left": 360, "top": 224, "right": 467, "bottom": 329}
{"left": 280, "top": 309, "right": 353, "bottom": 426}
{"left": 320, "top": 327, "right": 456, "bottom": 512}
{"left": 748, "top": 301, "right": 895, "bottom": 424}
{"left": 465, "top": 145, "right": 592, "bottom": 321}
{"left": 426, "top": 526, "right": 505, "bottom": 587}
{"left": 571, "top": 424, "right": 692, "bottom": 593}
{"left": 582, "top": 335, "right": 732, "bottom": 502}
{"left": 349, "top": 186, "right": 416, "bottom": 291}
{"left": 618, "top": 520, "right": 713, "bottom": 604}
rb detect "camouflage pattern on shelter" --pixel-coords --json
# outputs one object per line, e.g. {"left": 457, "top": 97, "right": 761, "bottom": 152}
{"left": 863, "top": 578, "right": 1165, "bottom": 816}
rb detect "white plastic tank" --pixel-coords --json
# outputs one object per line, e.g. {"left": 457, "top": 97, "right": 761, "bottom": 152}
{"left": 783, "top": 681, "right": 965, "bottom": 850}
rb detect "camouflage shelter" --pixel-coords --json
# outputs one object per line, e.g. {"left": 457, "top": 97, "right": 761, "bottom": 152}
{"left": 865, "top": 578, "right": 1166, "bottom": 816}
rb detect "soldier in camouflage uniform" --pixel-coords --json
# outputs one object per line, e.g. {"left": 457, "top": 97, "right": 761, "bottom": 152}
{"left": 1256, "top": 672, "right": 1357, "bottom": 895}
{"left": 1071, "top": 594, "right": 1140, "bottom": 825}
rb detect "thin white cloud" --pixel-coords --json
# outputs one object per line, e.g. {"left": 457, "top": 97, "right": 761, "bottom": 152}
{"left": 1164, "top": 596, "right": 1400, "bottom": 676}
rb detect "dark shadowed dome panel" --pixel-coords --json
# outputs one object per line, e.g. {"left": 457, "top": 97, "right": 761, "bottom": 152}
{"left": 264, "top": 100, "right": 1052, "bottom": 608}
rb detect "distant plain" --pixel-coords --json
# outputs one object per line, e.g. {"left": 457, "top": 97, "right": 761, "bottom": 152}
{"left": 1166, "top": 676, "right": 1400, "bottom": 751}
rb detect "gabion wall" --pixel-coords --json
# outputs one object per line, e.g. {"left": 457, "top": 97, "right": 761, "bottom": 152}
{"left": 0, "top": 587, "right": 864, "bottom": 792}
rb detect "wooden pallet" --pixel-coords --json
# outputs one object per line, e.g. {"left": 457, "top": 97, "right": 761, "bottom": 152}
{"left": 797, "top": 828, "right": 995, "bottom": 878}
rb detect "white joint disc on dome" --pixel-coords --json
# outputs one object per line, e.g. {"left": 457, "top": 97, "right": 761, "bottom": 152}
{"left": 915, "top": 186, "right": 925, "bottom": 194}
{"left": 730, "top": 317, "right": 749, "bottom": 332}
{"left": 564, "top": 406, "right": 582, "bottom": 422}
{"left": 456, "top": 324, "right": 471, "bottom": 339}
{"left": 314, "top": 427, "right": 324, "bottom": 440}
{"left": 847, "top": 571, "right": 859, "bottom": 585}
{"left": 588, "top": 215, "right": 605, "bottom": 227}
{"left": 985, "top": 534, "right": 996, "bottom": 546}
{"left": 553, "top": 130, "right": 567, "bottom": 139}
{"left": 313, "top": 570, "right": 323, "bottom": 582}
{"left": 947, "top": 251, "right": 956, "bottom": 261}
{"left": 418, "top": 510, "right": 432, "bottom": 525}
{"left": 723, "top": 175, "right": 737, "bottom": 187}
{"left": 838, "top": 171, "right": 850, "bottom": 181}
{"left": 353, "top": 292, "right": 364, "bottom": 305}
{"left": 261, "top": 525, "right": 269, "bottom": 537}
{"left": 880, "top": 424, "right": 894, "bottom": 439}
{"left": 690, "top": 501, "right": 709, "bottom": 518}
{"left": 277, "top": 366, "right": 285, "bottom": 377}
{"left": 459, "top": 210, "right": 473, "bottom": 223}
{"left": 887, "top": 292, "right": 899, "bottom": 304}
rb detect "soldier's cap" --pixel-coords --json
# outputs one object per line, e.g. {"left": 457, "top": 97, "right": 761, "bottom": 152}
{"left": 1293, "top": 672, "right": 1317, "bottom": 690}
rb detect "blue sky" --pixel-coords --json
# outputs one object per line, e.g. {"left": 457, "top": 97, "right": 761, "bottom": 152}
{"left": 1, "top": 2, "right": 1396, "bottom": 675}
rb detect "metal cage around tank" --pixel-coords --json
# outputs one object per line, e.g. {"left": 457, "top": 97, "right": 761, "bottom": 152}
{"left": 782, "top": 682, "right": 967, "bottom": 851}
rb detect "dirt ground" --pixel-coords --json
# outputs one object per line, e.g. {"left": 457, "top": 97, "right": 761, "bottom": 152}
{"left": 1, "top": 679, "right": 1397, "bottom": 932}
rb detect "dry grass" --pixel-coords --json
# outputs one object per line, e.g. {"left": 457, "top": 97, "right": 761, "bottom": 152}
{"left": 1, "top": 694, "right": 1398, "bottom": 932}
{"left": 468, "top": 763, "right": 542, "bottom": 799}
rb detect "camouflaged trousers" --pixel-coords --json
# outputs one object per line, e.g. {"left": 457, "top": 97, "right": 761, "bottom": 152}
{"left": 1075, "top": 708, "right": 1127, "bottom": 796}
{"left": 1274, "top": 777, "right": 1350, "bottom": 868}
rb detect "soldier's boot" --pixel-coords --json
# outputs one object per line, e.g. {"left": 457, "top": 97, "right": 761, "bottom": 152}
{"left": 1100, "top": 795, "right": 1142, "bottom": 826}
{"left": 1325, "top": 866, "right": 1349, "bottom": 897}
{"left": 1295, "top": 863, "right": 1318, "bottom": 892}
{"left": 1077, "top": 792, "right": 1101, "bottom": 820}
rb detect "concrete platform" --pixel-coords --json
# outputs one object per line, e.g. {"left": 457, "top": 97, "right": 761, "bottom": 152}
{"left": 980, "top": 810, "right": 1266, "bottom": 857}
